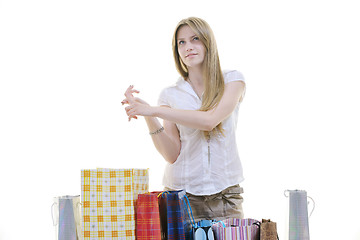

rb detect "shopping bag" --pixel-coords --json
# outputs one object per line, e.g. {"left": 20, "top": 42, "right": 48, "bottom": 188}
{"left": 212, "top": 218, "right": 260, "bottom": 240}
{"left": 192, "top": 220, "right": 215, "bottom": 240}
{"left": 81, "top": 168, "right": 148, "bottom": 240}
{"left": 136, "top": 192, "right": 162, "bottom": 240}
{"left": 158, "top": 190, "right": 189, "bottom": 240}
{"left": 52, "top": 195, "right": 82, "bottom": 240}
{"left": 260, "top": 219, "right": 278, "bottom": 240}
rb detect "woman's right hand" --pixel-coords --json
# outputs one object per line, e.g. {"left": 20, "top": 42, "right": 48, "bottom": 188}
{"left": 122, "top": 85, "right": 181, "bottom": 163}
{"left": 122, "top": 85, "right": 153, "bottom": 121}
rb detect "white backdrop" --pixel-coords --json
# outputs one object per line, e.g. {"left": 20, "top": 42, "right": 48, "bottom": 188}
{"left": 1, "top": 0, "right": 359, "bottom": 239}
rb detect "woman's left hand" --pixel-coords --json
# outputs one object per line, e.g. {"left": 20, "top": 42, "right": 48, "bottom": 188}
{"left": 122, "top": 85, "right": 154, "bottom": 121}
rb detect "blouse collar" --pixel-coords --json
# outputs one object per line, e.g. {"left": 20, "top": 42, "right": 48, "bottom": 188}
{"left": 176, "top": 77, "right": 202, "bottom": 100}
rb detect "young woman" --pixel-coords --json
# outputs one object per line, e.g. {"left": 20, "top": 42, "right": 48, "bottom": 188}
{"left": 122, "top": 17, "right": 246, "bottom": 221}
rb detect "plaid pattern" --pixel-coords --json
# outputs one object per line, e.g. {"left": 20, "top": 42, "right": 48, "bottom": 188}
{"left": 136, "top": 192, "right": 162, "bottom": 239}
{"left": 159, "top": 191, "right": 187, "bottom": 240}
{"left": 81, "top": 168, "right": 149, "bottom": 240}
{"left": 212, "top": 218, "right": 260, "bottom": 240}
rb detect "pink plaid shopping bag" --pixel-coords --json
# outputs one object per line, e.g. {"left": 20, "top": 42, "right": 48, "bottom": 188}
{"left": 136, "top": 192, "right": 162, "bottom": 240}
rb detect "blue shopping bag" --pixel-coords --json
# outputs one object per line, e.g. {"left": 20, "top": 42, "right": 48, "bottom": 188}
{"left": 158, "top": 190, "right": 190, "bottom": 240}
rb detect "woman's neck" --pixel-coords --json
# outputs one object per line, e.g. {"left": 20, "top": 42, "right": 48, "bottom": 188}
{"left": 187, "top": 67, "right": 204, "bottom": 98}
{"left": 187, "top": 67, "right": 204, "bottom": 86}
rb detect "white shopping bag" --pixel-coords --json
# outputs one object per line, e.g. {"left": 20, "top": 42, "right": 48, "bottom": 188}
{"left": 52, "top": 195, "right": 83, "bottom": 240}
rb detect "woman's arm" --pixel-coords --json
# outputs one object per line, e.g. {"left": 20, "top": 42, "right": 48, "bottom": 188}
{"left": 144, "top": 114, "right": 181, "bottom": 164}
{"left": 125, "top": 81, "right": 245, "bottom": 131}
{"left": 122, "top": 90, "right": 181, "bottom": 164}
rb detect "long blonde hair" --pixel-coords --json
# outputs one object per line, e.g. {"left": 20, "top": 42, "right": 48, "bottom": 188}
{"left": 172, "top": 17, "right": 225, "bottom": 137}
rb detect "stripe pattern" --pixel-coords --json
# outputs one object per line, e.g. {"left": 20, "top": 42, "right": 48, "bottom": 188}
{"left": 212, "top": 218, "right": 260, "bottom": 240}
{"left": 81, "top": 168, "right": 149, "bottom": 240}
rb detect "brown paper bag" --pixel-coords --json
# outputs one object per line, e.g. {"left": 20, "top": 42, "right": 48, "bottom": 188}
{"left": 260, "top": 219, "right": 278, "bottom": 240}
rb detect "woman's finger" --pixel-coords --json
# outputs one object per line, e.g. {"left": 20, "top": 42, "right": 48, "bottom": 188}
{"left": 124, "top": 85, "right": 134, "bottom": 97}
{"left": 124, "top": 85, "right": 139, "bottom": 94}
{"left": 123, "top": 85, "right": 141, "bottom": 121}
{"left": 128, "top": 115, "right": 138, "bottom": 121}
{"left": 127, "top": 108, "right": 137, "bottom": 116}
{"left": 124, "top": 86, "right": 137, "bottom": 104}
{"left": 124, "top": 85, "right": 140, "bottom": 96}
{"left": 126, "top": 105, "right": 139, "bottom": 117}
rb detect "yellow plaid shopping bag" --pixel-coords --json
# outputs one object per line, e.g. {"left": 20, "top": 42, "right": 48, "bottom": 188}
{"left": 81, "top": 168, "right": 149, "bottom": 240}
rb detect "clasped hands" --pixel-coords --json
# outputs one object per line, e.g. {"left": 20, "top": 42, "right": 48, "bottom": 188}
{"left": 122, "top": 85, "right": 153, "bottom": 121}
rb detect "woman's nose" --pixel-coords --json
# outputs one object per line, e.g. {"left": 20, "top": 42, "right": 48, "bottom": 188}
{"left": 186, "top": 43, "right": 193, "bottom": 51}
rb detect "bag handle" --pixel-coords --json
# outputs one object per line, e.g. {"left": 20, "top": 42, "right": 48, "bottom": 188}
{"left": 307, "top": 195, "right": 315, "bottom": 217}
{"left": 51, "top": 202, "right": 58, "bottom": 226}
{"left": 157, "top": 191, "right": 170, "bottom": 198}
{"left": 183, "top": 195, "right": 196, "bottom": 228}
{"left": 213, "top": 220, "right": 226, "bottom": 228}
{"left": 284, "top": 190, "right": 315, "bottom": 218}
{"left": 160, "top": 191, "right": 227, "bottom": 230}
{"left": 183, "top": 195, "right": 227, "bottom": 229}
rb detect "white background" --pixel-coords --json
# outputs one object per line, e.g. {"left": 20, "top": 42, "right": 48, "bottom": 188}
{"left": 1, "top": 0, "right": 359, "bottom": 239}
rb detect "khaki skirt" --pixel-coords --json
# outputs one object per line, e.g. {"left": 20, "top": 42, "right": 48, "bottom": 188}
{"left": 165, "top": 184, "right": 244, "bottom": 222}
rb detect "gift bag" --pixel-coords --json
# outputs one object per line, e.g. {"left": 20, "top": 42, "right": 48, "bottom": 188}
{"left": 192, "top": 220, "right": 215, "bottom": 240}
{"left": 260, "top": 219, "right": 278, "bottom": 240}
{"left": 52, "top": 195, "right": 83, "bottom": 240}
{"left": 81, "top": 168, "right": 148, "bottom": 240}
{"left": 136, "top": 192, "right": 162, "bottom": 240}
{"left": 158, "top": 190, "right": 190, "bottom": 240}
{"left": 212, "top": 218, "right": 260, "bottom": 240}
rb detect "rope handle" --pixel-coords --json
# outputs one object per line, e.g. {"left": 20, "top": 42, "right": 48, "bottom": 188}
{"left": 77, "top": 202, "right": 82, "bottom": 210}
{"left": 182, "top": 195, "right": 225, "bottom": 229}
{"left": 213, "top": 220, "right": 226, "bottom": 228}
{"left": 284, "top": 190, "right": 315, "bottom": 218}
{"left": 157, "top": 191, "right": 170, "bottom": 198}
{"left": 183, "top": 195, "right": 196, "bottom": 228}
{"left": 307, "top": 196, "right": 315, "bottom": 217}
{"left": 218, "top": 220, "right": 226, "bottom": 227}
{"left": 51, "top": 202, "right": 58, "bottom": 226}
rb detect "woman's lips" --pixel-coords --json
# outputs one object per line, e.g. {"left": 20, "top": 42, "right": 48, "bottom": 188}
{"left": 186, "top": 53, "right": 197, "bottom": 58}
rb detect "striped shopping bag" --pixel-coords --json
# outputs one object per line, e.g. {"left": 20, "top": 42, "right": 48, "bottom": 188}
{"left": 212, "top": 218, "right": 260, "bottom": 240}
{"left": 81, "top": 168, "right": 148, "bottom": 240}
{"left": 136, "top": 192, "right": 162, "bottom": 239}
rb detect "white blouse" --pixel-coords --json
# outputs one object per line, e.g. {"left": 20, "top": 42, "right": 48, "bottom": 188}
{"left": 158, "top": 70, "right": 245, "bottom": 195}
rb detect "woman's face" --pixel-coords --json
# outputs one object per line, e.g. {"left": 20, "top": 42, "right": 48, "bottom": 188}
{"left": 177, "top": 25, "right": 206, "bottom": 69}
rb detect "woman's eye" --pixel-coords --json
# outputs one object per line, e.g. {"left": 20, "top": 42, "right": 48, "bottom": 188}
{"left": 193, "top": 36, "right": 199, "bottom": 41}
{"left": 178, "top": 40, "right": 185, "bottom": 45}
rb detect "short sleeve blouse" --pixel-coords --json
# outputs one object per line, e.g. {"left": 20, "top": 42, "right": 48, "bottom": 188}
{"left": 158, "top": 70, "right": 245, "bottom": 195}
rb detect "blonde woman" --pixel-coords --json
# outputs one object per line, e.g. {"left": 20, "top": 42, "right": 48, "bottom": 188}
{"left": 122, "top": 17, "right": 246, "bottom": 222}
